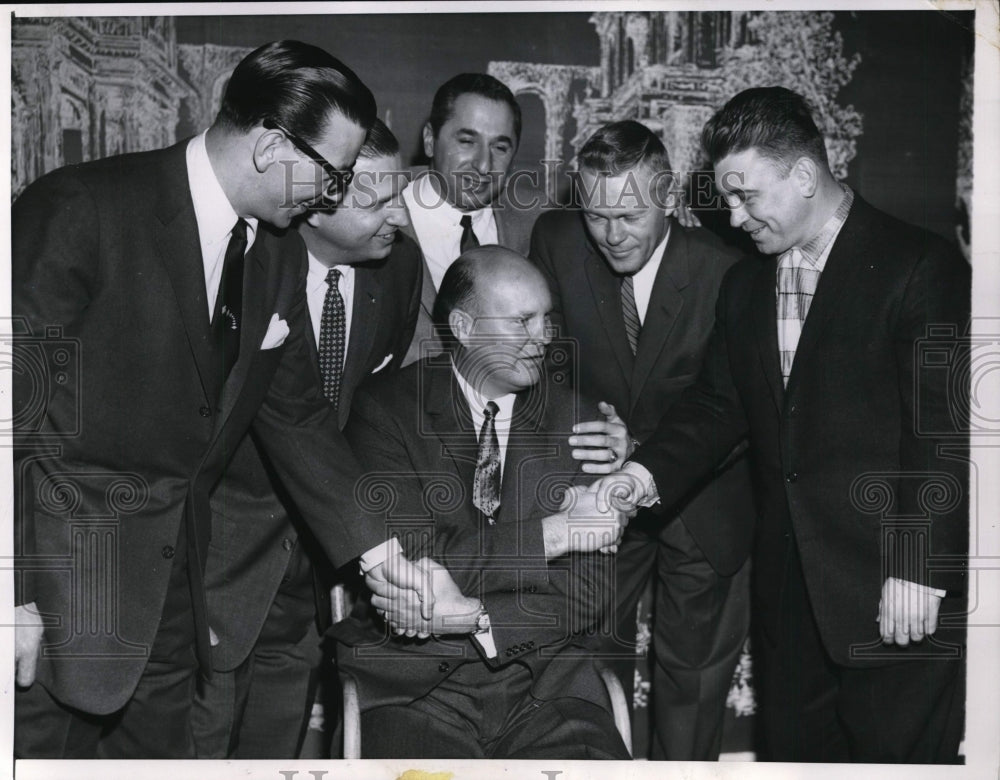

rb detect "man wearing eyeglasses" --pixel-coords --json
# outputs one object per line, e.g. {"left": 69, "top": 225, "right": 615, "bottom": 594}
{"left": 192, "top": 119, "right": 423, "bottom": 759}
{"left": 13, "top": 41, "right": 429, "bottom": 759}
{"left": 401, "top": 73, "right": 536, "bottom": 365}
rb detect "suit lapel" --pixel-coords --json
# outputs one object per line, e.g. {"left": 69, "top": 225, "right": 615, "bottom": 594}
{"left": 630, "top": 225, "right": 687, "bottom": 408}
{"left": 751, "top": 255, "right": 785, "bottom": 413}
{"left": 339, "top": 265, "right": 382, "bottom": 427}
{"left": 784, "top": 204, "right": 867, "bottom": 398}
{"left": 152, "top": 143, "right": 220, "bottom": 403}
{"left": 424, "top": 364, "right": 478, "bottom": 493}
{"left": 584, "top": 245, "right": 634, "bottom": 384}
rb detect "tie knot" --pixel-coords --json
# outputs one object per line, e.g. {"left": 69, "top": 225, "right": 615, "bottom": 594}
{"left": 483, "top": 401, "right": 499, "bottom": 420}
{"left": 231, "top": 218, "right": 248, "bottom": 243}
{"left": 326, "top": 268, "right": 341, "bottom": 287}
{"left": 460, "top": 214, "right": 474, "bottom": 230}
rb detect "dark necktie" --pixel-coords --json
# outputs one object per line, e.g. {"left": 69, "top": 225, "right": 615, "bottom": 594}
{"left": 472, "top": 401, "right": 501, "bottom": 522}
{"left": 214, "top": 218, "right": 248, "bottom": 378}
{"left": 459, "top": 213, "right": 480, "bottom": 255}
{"left": 318, "top": 268, "right": 346, "bottom": 411}
{"left": 620, "top": 274, "right": 640, "bottom": 355}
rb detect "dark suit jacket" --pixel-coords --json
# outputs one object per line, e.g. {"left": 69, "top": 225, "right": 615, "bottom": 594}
{"left": 205, "top": 233, "right": 423, "bottom": 671}
{"left": 12, "top": 141, "right": 388, "bottom": 714}
{"left": 631, "top": 195, "right": 970, "bottom": 665}
{"left": 401, "top": 184, "right": 536, "bottom": 366}
{"left": 530, "top": 211, "right": 755, "bottom": 575}
{"left": 331, "top": 359, "right": 612, "bottom": 712}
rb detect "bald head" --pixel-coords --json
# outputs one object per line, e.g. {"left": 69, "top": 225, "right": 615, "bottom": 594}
{"left": 435, "top": 245, "right": 553, "bottom": 397}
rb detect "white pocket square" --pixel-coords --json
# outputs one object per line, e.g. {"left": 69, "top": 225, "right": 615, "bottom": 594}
{"left": 371, "top": 354, "right": 394, "bottom": 374}
{"left": 260, "top": 314, "right": 289, "bottom": 350}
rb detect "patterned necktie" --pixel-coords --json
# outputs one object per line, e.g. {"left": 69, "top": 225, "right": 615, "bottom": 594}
{"left": 318, "top": 268, "right": 346, "bottom": 411}
{"left": 472, "top": 401, "right": 501, "bottom": 523}
{"left": 459, "top": 214, "right": 480, "bottom": 255}
{"left": 776, "top": 247, "right": 821, "bottom": 385}
{"left": 620, "top": 274, "right": 640, "bottom": 355}
{"left": 214, "top": 218, "right": 248, "bottom": 379}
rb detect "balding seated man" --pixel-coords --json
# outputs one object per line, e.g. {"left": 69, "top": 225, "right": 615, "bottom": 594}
{"left": 330, "top": 247, "right": 632, "bottom": 759}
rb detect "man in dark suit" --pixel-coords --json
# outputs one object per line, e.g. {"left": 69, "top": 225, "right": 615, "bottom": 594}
{"left": 333, "top": 247, "right": 631, "bottom": 759}
{"left": 192, "top": 119, "right": 422, "bottom": 758}
{"left": 594, "top": 87, "right": 969, "bottom": 763}
{"left": 13, "top": 41, "right": 428, "bottom": 758}
{"left": 401, "top": 73, "right": 535, "bottom": 365}
{"left": 529, "top": 120, "right": 755, "bottom": 760}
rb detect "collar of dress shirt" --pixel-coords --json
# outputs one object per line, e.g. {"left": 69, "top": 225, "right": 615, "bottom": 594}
{"left": 791, "top": 185, "right": 854, "bottom": 270}
{"left": 306, "top": 251, "right": 355, "bottom": 297}
{"left": 186, "top": 131, "right": 258, "bottom": 255}
{"left": 451, "top": 359, "right": 517, "bottom": 475}
{"left": 629, "top": 222, "right": 671, "bottom": 324}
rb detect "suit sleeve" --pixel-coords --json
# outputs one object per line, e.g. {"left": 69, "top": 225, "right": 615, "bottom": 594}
{"left": 891, "top": 241, "right": 970, "bottom": 592}
{"left": 630, "top": 267, "right": 750, "bottom": 509}
{"left": 527, "top": 216, "right": 566, "bottom": 338}
{"left": 391, "top": 238, "right": 423, "bottom": 372}
{"left": 12, "top": 171, "right": 100, "bottom": 606}
{"left": 251, "top": 279, "right": 387, "bottom": 570}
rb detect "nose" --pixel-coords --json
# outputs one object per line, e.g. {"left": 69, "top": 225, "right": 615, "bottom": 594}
{"left": 728, "top": 202, "right": 749, "bottom": 229}
{"left": 472, "top": 142, "right": 490, "bottom": 175}
{"left": 605, "top": 220, "right": 626, "bottom": 246}
{"left": 385, "top": 201, "right": 409, "bottom": 228}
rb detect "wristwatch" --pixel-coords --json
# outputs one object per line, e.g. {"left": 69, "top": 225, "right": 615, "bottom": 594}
{"left": 473, "top": 600, "right": 491, "bottom": 634}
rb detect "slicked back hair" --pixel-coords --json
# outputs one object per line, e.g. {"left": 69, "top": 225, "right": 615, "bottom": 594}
{"left": 701, "top": 86, "right": 828, "bottom": 173}
{"left": 358, "top": 118, "right": 399, "bottom": 160}
{"left": 578, "top": 119, "right": 672, "bottom": 177}
{"left": 428, "top": 73, "right": 522, "bottom": 145}
{"left": 216, "top": 40, "right": 376, "bottom": 144}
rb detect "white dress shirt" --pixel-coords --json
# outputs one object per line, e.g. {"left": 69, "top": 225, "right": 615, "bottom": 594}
{"left": 306, "top": 251, "right": 355, "bottom": 363}
{"left": 631, "top": 225, "right": 671, "bottom": 324}
{"left": 185, "top": 131, "right": 258, "bottom": 321}
{"left": 403, "top": 173, "right": 498, "bottom": 290}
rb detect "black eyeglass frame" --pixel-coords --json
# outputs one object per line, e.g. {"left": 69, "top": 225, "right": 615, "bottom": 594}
{"left": 262, "top": 118, "right": 355, "bottom": 203}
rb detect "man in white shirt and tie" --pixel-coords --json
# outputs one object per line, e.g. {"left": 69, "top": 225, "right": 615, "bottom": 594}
{"left": 401, "top": 73, "right": 536, "bottom": 364}
{"left": 333, "top": 246, "right": 631, "bottom": 759}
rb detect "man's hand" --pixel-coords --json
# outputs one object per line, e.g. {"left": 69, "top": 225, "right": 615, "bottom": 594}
{"left": 15, "top": 602, "right": 44, "bottom": 688}
{"left": 364, "top": 551, "right": 435, "bottom": 638}
{"left": 542, "top": 485, "right": 627, "bottom": 559}
{"left": 674, "top": 197, "right": 702, "bottom": 228}
{"left": 589, "top": 468, "right": 647, "bottom": 516}
{"left": 569, "top": 402, "right": 633, "bottom": 475}
{"left": 877, "top": 577, "right": 943, "bottom": 646}
{"left": 370, "top": 558, "right": 480, "bottom": 638}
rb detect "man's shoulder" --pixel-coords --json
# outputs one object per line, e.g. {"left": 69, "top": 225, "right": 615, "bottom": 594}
{"left": 353, "top": 357, "right": 431, "bottom": 415}
{"left": 675, "top": 222, "right": 744, "bottom": 267}
{"left": 532, "top": 208, "right": 583, "bottom": 240}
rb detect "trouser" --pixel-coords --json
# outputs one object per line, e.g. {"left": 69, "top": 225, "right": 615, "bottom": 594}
{"left": 360, "top": 660, "right": 630, "bottom": 760}
{"left": 754, "top": 544, "right": 965, "bottom": 763}
{"left": 15, "top": 526, "right": 200, "bottom": 759}
{"left": 606, "top": 513, "right": 750, "bottom": 760}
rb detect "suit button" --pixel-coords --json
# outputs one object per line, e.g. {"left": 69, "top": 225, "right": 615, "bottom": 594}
{"left": 527, "top": 586, "right": 537, "bottom": 593}
{"left": 789, "top": 404, "right": 798, "bottom": 417}
{"left": 161, "top": 545, "right": 175, "bottom": 559}
{"left": 199, "top": 406, "right": 212, "bottom": 417}
{"left": 282, "top": 537, "right": 294, "bottom": 551}
{"left": 786, "top": 472, "right": 798, "bottom": 483}
{"left": 438, "top": 662, "right": 450, "bottom": 673}
{"left": 505, "top": 649, "right": 513, "bottom": 656}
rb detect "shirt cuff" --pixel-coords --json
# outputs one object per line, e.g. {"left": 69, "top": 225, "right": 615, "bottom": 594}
{"left": 889, "top": 576, "right": 946, "bottom": 599}
{"left": 621, "top": 460, "right": 659, "bottom": 508}
{"left": 472, "top": 626, "right": 498, "bottom": 658}
{"left": 358, "top": 537, "right": 403, "bottom": 574}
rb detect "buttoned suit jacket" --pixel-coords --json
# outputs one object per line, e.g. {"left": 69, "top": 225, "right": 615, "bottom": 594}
{"left": 204, "top": 233, "right": 423, "bottom": 671}
{"left": 331, "top": 359, "right": 612, "bottom": 712}
{"left": 631, "top": 195, "right": 970, "bottom": 665}
{"left": 530, "top": 210, "right": 755, "bottom": 575}
{"left": 12, "top": 141, "right": 388, "bottom": 714}
{"left": 400, "top": 177, "right": 536, "bottom": 365}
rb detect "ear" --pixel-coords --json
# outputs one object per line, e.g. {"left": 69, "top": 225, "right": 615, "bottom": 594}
{"left": 449, "top": 308, "right": 474, "bottom": 346}
{"left": 252, "top": 127, "right": 287, "bottom": 174}
{"left": 422, "top": 122, "right": 435, "bottom": 160}
{"left": 792, "top": 157, "right": 819, "bottom": 198}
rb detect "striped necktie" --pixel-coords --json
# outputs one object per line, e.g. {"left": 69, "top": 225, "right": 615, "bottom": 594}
{"left": 621, "top": 274, "right": 640, "bottom": 355}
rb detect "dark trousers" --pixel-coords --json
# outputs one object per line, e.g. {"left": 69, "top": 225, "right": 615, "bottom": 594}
{"left": 15, "top": 532, "right": 200, "bottom": 758}
{"left": 361, "top": 661, "right": 630, "bottom": 760}
{"left": 606, "top": 513, "right": 750, "bottom": 759}
{"left": 191, "top": 543, "right": 322, "bottom": 759}
{"left": 755, "top": 545, "right": 965, "bottom": 763}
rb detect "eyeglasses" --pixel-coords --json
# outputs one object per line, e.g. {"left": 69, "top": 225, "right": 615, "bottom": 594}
{"left": 263, "top": 119, "right": 355, "bottom": 204}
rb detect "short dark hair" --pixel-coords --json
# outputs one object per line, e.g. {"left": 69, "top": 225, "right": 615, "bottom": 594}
{"left": 428, "top": 73, "right": 522, "bottom": 144}
{"left": 216, "top": 40, "right": 376, "bottom": 144}
{"left": 433, "top": 253, "right": 481, "bottom": 347}
{"left": 358, "top": 118, "right": 399, "bottom": 160}
{"left": 702, "top": 86, "right": 828, "bottom": 172}
{"left": 578, "top": 120, "right": 672, "bottom": 176}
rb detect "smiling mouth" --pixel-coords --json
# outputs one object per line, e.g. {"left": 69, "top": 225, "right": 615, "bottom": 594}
{"left": 375, "top": 230, "right": 396, "bottom": 240}
{"left": 746, "top": 225, "right": 766, "bottom": 237}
